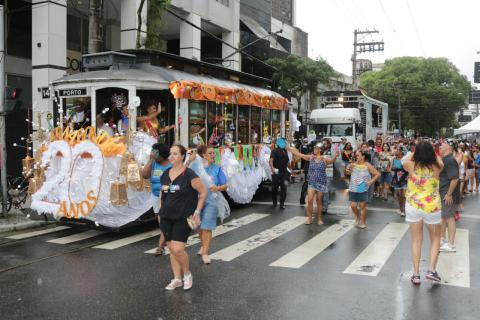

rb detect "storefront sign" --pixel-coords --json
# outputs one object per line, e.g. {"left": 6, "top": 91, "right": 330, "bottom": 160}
{"left": 59, "top": 88, "right": 87, "bottom": 97}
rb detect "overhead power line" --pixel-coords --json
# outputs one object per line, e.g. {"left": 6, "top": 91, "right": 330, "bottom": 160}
{"left": 405, "top": 0, "right": 425, "bottom": 56}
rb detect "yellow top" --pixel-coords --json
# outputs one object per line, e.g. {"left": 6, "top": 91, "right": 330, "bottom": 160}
{"left": 406, "top": 166, "right": 441, "bottom": 213}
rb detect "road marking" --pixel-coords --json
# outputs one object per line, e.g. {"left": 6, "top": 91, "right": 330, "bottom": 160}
{"left": 210, "top": 216, "right": 305, "bottom": 262}
{"left": 459, "top": 214, "right": 480, "bottom": 220}
{"left": 270, "top": 219, "right": 355, "bottom": 269}
{"left": 343, "top": 223, "right": 409, "bottom": 276}
{"left": 5, "top": 226, "right": 71, "bottom": 240}
{"left": 47, "top": 230, "right": 106, "bottom": 244}
{"left": 250, "top": 201, "right": 398, "bottom": 213}
{"left": 145, "top": 213, "right": 269, "bottom": 254}
{"left": 436, "top": 229, "right": 470, "bottom": 288}
{"left": 93, "top": 229, "right": 161, "bottom": 250}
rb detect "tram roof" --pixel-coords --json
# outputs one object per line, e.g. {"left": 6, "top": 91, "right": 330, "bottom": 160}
{"left": 52, "top": 63, "right": 285, "bottom": 99}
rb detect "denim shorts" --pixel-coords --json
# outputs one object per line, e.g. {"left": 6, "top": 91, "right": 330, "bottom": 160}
{"left": 379, "top": 172, "right": 392, "bottom": 184}
{"left": 349, "top": 191, "right": 368, "bottom": 203}
{"left": 308, "top": 182, "right": 328, "bottom": 193}
{"left": 200, "top": 203, "right": 218, "bottom": 230}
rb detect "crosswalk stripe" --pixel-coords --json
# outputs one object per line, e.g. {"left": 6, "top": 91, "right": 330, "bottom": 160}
{"left": 47, "top": 230, "right": 106, "bottom": 244}
{"left": 5, "top": 226, "right": 71, "bottom": 240}
{"left": 270, "top": 219, "right": 355, "bottom": 269}
{"left": 436, "top": 229, "right": 470, "bottom": 288}
{"left": 343, "top": 223, "right": 409, "bottom": 276}
{"left": 145, "top": 213, "right": 269, "bottom": 254}
{"left": 250, "top": 201, "right": 398, "bottom": 213}
{"left": 93, "top": 229, "right": 161, "bottom": 250}
{"left": 210, "top": 216, "right": 305, "bottom": 262}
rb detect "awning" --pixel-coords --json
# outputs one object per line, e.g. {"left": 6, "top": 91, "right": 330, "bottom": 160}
{"left": 139, "top": 64, "right": 288, "bottom": 110}
{"left": 454, "top": 115, "right": 480, "bottom": 135}
{"left": 240, "top": 15, "right": 287, "bottom": 53}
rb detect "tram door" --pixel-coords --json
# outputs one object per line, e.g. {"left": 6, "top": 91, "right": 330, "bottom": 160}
{"left": 136, "top": 89, "right": 176, "bottom": 146}
{"left": 95, "top": 87, "right": 129, "bottom": 133}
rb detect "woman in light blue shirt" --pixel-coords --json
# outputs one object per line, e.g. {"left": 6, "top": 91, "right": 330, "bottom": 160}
{"left": 192, "top": 145, "right": 228, "bottom": 264}
{"left": 141, "top": 143, "right": 172, "bottom": 255}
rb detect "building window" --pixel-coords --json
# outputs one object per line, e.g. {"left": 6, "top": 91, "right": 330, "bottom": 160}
{"left": 6, "top": 0, "right": 32, "bottom": 59}
{"left": 216, "top": 0, "right": 230, "bottom": 7}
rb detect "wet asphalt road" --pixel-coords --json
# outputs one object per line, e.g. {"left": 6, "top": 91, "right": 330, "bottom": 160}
{"left": 0, "top": 182, "right": 479, "bottom": 320}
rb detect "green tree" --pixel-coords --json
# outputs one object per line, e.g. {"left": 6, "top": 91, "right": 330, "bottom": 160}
{"left": 267, "top": 55, "right": 335, "bottom": 114}
{"left": 360, "top": 57, "right": 470, "bottom": 136}
{"left": 136, "top": 0, "right": 170, "bottom": 50}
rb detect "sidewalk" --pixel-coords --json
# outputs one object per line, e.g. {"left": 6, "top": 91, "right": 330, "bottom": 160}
{"left": 0, "top": 204, "right": 50, "bottom": 233}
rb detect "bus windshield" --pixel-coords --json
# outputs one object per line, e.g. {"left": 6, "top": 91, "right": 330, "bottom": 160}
{"left": 329, "top": 124, "right": 353, "bottom": 136}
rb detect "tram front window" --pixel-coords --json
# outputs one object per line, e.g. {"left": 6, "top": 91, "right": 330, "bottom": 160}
{"left": 62, "top": 97, "right": 91, "bottom": 130}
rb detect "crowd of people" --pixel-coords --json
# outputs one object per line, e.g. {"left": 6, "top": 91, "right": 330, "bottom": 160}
{"left": 124, "top": 98, "right": 480, "bottom": 291}
{"left": 143, "top": 134, "right": 480, "bottom": 290}
{"left": 290, "top": 135, "right": 480, "bottom": 285}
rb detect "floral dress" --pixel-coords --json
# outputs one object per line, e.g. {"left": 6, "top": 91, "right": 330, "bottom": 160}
{"left": 406, "top": 167, "right": 441, "bottom": 213}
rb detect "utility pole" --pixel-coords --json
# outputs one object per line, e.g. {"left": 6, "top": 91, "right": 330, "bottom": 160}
{"left": 0, "top": 5, "right": 6, "bottom": 217}
{"left": 88, "top": 0, "right": 104, "bottom": 53}
{"left": 351, "top": 29, "right": 384, "bottom": 88}
{"left": 398, "top": 91, "right": 402, "bottom": 133}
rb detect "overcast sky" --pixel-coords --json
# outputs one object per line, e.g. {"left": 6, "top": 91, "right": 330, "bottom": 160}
{"left": 296, "top": 0, "right": 480, "bottom": 83}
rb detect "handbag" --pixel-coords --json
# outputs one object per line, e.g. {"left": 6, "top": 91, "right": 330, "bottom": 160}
{"left": 187, "top": 213, "right": 200, "bottom": 231}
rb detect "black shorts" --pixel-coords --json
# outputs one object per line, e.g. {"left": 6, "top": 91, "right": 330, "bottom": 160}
{"left": 159, "top": 217, "right": 191, "bottom": 243}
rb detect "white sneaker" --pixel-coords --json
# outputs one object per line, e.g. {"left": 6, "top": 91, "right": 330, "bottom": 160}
{"left": 439, "top": 243, "right": 456, "bottom": 253}
{"left": 165, "top": 279, "right": 183, "bottom": 291}
{"left": 440, "top": 238, "right": 448, "bottom": 246}
{"left": 183, "top": 273, "right": 193, "bottom": 291}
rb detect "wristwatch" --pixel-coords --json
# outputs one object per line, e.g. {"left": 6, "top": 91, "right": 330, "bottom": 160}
{"left": 194, "top": 209, "right": 201, "bottom": 215}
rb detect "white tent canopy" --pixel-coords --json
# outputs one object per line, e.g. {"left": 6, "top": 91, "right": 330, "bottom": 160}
{"left": 454, "top": 115, "right": 480, "bottom": 135}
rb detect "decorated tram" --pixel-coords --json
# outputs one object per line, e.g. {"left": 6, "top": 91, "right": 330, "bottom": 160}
{"left": 26, "top": 50, "right": 291, "bottom": 229}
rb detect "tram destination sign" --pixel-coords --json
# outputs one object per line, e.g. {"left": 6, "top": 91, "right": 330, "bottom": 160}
{"left": 58, "top": 88, "right": 87, "bottom": 97}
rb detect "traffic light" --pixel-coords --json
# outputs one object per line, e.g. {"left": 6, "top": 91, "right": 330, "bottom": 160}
{"left": 4, "top": 86, "right": 21, "bottom": 112}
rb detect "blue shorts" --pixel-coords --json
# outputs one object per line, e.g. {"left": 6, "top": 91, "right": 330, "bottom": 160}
{"left": 349, "top": 191, "right": 368, "bottom": 203}
{"left": 200, "top": 203, "right": 218, "bottom": 230}
{"left": 308, "top": 181, "right": 328, "bottom": 193}
{"left": 379, "top": 172, "right": 392, "bottom": 184}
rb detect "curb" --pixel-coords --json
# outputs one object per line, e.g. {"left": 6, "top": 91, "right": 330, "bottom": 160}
{"left": 0, "top": 220, "right": 52, "bottom": 233}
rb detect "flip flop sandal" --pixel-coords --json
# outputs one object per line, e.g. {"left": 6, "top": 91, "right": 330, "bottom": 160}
{"left": 304, "top": 218, "right": 313, "bottom": 225}
{"left": 155, "top": 247, "right": 164, "bottom": 256}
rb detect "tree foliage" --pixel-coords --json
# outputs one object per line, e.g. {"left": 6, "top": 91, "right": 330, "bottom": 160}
{"left": 137, "top": 0, "right": 170, "bottom": 50}
{"left": 359, "top": 57, "right": 470, "bottom": 136}
{"left": 267, "top": 55, "right": 335, "bottom": 113}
